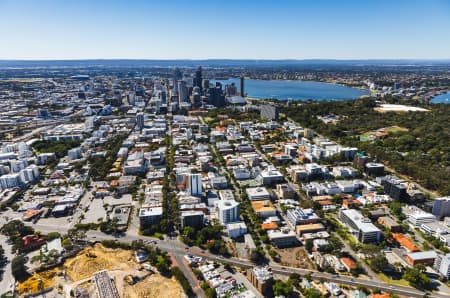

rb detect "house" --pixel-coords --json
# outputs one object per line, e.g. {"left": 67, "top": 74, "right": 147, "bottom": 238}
{"left": 22, "top": 235, "right": 46, "bottom": 252}
{"left": 391, "top": 233, "right": 420, "bottom": 252}
{"left": 340, "top": 257, "right": 357, "bottom": 272}
{"left": 261, "top": 221, "right": 279, "bottom": 231}
{"left": 377, "top": 216, "right": 401, "bottom": 232}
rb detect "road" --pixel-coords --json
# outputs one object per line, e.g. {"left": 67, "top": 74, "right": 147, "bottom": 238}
{"left": 172, "top": 253, "right": 205, "bottom": 298}
{"left": 0, "top": 235, "right": 15, "bottom": 296}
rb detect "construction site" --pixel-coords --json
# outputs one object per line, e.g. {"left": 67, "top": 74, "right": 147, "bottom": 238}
{"left": 18, "top": 243, "right": 186, "bottom": 298}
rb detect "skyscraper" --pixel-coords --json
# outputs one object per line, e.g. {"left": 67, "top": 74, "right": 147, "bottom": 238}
{"left": 240, "top": 76, "right": 245, "bottom": 97}
{"left": 136, "top": 112, "right": 144, "bottom": 130}
{"left": 173, "top": 67, "right": 182, "bottom": 83}
{"left": 177, "top": 80, "right": 188, "bottom": 103}
{"left": 194, "top": 66, "right": 203, "bottom": 91}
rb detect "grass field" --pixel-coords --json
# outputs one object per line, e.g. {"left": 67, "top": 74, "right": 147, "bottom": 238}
{"left": 384, "top": 125, "right": 409, "bottom": 133}
{"left": 378, "top": 272, "right": 411, "bottom": 287}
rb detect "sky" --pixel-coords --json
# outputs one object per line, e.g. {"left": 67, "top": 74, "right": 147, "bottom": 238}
{"left": 0, "top": 0, "right": 449, "bottom": 60}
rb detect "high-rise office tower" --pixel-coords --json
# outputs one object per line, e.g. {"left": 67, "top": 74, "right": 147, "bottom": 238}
{"left": 240, "top": 76, "right": 245, "bottom": 97}
{"left": 194, "top": 66, "right": 203, "bottom": 91}
{"left": 173, "top": 67, "right": 182, "bottom": 83}
{"left": 206, "top": 84, "right": 226, "bottom": 108}
{"left": 225, "top": 83, "right": 237, "bottom": 96}
{"left": 136, "top": 112, "right": 144, "bottom": 130}
{"left": 177, "top": 80, "right": 188, "bottom": 103}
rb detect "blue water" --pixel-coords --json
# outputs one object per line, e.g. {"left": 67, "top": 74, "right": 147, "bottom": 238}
{"left": 213, "top": 78, "right": 369, "bottom": 101}
{"left": 430, "top": 92, "right": 450, "bottom": 104}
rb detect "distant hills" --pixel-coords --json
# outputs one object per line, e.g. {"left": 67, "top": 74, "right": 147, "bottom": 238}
{"left": 1, "top": 59, "right": 450, "bottom": 68}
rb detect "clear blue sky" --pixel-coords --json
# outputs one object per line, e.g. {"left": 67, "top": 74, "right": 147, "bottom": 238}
{"left": 1, "top": 0, "right": 449, "bottom": 60}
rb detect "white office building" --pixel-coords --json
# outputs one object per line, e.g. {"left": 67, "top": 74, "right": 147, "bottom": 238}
{"left": 407, "top": 210, "right": 436, "bottom": 227}
{"left": 339, "top": 209, "right": 381, "bottom": 243}
{"left": 10, "top": 159, "right": 28, "bottom": 173}
{"left": 187, "top": 173, "right": 202, "bottom": 197}
{"left": 0, "top": 173, "right": 21, "bottom": 189}
{"left": 68, "top": 147, "right": 82, "bottom": 160}
{"left": 437, "top": 254, "right": 450, "bottom": 279}
{"left": 432, "top": 197, "right": 450, "bottom": 219}
{"left": 218, "top": 200, "right": 240, "bottom": 225}
{"left": 19, "top": 165, "right": 39, "bottom": 183}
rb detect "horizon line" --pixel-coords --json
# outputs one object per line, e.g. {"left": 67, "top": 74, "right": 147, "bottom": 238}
{"left": 1, "top": 58, "right": 450, "bottom": 62}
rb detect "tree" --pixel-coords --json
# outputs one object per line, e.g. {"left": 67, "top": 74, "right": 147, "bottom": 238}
{"left": 369, "top": 255, "right": 389, "bottom": 273}
{"left": 67, "top": 228, "right": 86, "bottom": 243}
{"left": 403, "top": 267, "right": 431, "bottom": 289}
{"left": 62, "top": 238, "right": 73, "bottom": 250}
{"left": 45, "top": 232, "right": 61, "bottom": 241}
{"left": 360, "top": 243, "right": 381, "bottom": 258}
{"left": 273, "top": 279, "right": 293, "bottom": 297}
{"left": 1, "top": 220, "right": 33, "bottom": 239}
{"left": 302, "top": 288, "right": 324, "bottom": 298}
{"left": 11, "top": 256, "right": 30, "bottom": 281}
{"left": 250, "top": 248, "right": 265, "bottom": 264}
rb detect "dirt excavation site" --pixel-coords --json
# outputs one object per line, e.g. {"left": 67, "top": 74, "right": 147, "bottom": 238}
{"left": 18, "top": 243, "right": 186, "bottom": 298}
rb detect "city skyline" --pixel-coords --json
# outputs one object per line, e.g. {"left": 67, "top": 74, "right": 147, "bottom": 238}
{"left": 1, "top": 0, "right": 450, "bottom": 60}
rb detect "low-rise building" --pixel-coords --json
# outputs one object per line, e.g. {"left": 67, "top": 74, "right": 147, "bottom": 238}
{"left": 339, "top": 209, "right": 381, "bottom": 243}
{"left": 139, "top": 206, "right": 163, "bottom": 227}
{"left": 180, "top": 210, "right": 204, "bottom": 228}
{"left": 377, "top": 216, "right": 401, "bottom": 232}
{"left": 295, "top": 223, "right": 325, "bottom": 235}
{"left": 251, "top": 200, "right": 276, "bottom": 218}
{"left": 246, "top": 187, "right": 271, "bottom": 201}
{"left": 267, "top": 229, "right": 297, "bottom": 247}
{"left": 275, "top": 184, "right": 296, "bottom": 200}
{"left": 257, "top": 167, "right": 284, "bottom": 186}
{"left": 286, "top": 208, "right": 320, "bottom": 227}
{"left": 227, "top": 222, "right": 248, "bottom": 238}
{"left": 406, "top": 251, "right": 437, "bottom": 267}
{"left": 436, "top": 254, "right": 450, "bottom": 279}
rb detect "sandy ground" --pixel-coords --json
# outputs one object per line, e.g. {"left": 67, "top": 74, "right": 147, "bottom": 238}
{"left": 276, "top": 247, "right": 315, "bottom": 270}
{"left": 18, "top": 244, "right": 185, "bottom": 298}
{"left": 64, "top": 243, "right": 136, "bottom": 281}
{"left": 17, "top": 268, "right": 62, "bottom": 295}
{"left": 123, "top": 274, "right": 186, "bottom": 298}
